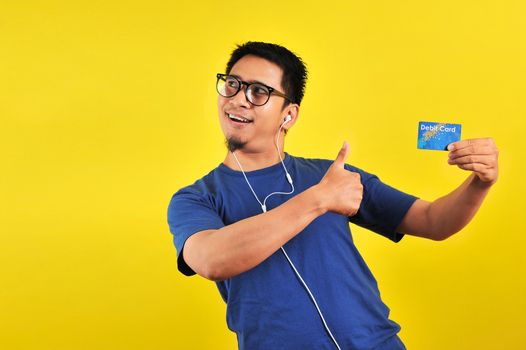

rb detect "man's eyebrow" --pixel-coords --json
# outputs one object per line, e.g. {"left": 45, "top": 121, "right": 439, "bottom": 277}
{"left": 230, "top": 74, "right": 268, "bottom": 86}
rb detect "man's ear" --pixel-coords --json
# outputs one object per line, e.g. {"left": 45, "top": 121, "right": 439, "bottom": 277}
{"left": 283, "top": 104, "right": 299, "bottom": 131}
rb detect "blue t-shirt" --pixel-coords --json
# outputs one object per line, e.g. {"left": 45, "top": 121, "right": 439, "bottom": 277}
{"left": 167, "top": 154, "right": 418, "bottom": 350}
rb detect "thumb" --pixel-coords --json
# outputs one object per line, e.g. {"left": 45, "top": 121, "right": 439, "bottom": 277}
{"left": 333, "top": 141, "right": 349, "bottom": 167}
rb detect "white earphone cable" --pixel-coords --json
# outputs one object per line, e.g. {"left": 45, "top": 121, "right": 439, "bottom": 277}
{"left": 279, "top": 246, "right": 342, "bottom": 350}
{"left": 231, "top": 121, "right": 294, "bottom": 212}
{"left": 230, "top": 118, "right": 342, "bottom": 350}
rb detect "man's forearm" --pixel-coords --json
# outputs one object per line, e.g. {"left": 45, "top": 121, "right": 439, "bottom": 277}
{"left": 399, "top": 138, "right": 498, "bottom": 240}
{"left": 427, "top": 173, "right": 493, "bottom": 240}
{"left": 184, "top": 185, "right": 326, "bottom": 281}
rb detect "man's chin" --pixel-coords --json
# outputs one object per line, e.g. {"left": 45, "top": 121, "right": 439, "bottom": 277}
{"left": 225, "top": 137, "right": 247, "bottom": 152}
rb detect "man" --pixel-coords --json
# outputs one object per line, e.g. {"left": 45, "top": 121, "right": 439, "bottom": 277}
{"left": 167, "top": 42, "right": 498, "bottom": 350}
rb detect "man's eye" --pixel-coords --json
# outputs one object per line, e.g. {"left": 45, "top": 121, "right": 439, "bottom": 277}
{"left": 253, "top": 86, "right": 268, "bottom": 95}
{"left": 227, "top": 80, "right": 238, "bottom": 88}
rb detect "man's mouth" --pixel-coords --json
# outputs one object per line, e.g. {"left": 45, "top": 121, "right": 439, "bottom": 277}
{"left": 227, "top": 113, "right": 253, "bottom": 124}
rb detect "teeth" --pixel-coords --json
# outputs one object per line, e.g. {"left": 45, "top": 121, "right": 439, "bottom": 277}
{"left": 228, "top": 114, "right": 251, "bottom": 123}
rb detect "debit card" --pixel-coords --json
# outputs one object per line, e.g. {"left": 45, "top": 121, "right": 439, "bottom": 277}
{"left": 417, "top": 121, "right": 462, "bottom": 151}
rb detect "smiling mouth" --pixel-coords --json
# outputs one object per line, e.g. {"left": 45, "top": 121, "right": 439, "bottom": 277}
{"left": 227, "top": 113, "right": 253, "bottom": 124}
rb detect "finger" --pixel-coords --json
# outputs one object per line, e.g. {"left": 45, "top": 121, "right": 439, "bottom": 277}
{"left": 448, "top": 154, "right": 495, "bottom": 166}
{"left": 456, "top": 162, "right": 489, "bottom": 172}
{"left": 448, "top": 145, "right": 496, "bottom": 159}
{"left": 334, "top": 141, "right": 349, "bottom": 167}
{"left": 447, "top": 138, "right": 494, "bottom": 151}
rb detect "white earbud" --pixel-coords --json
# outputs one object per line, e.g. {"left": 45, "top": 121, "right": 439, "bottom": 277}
{"left": 283, "top": 114, "right": 292, "bottom": 124}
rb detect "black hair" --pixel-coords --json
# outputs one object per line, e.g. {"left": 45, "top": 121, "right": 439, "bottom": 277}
{"left": 225, "top": 42, "right": 308, "bottom": 107}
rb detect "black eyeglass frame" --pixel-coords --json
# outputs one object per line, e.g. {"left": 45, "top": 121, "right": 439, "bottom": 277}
{"left": 216, "top": 73, "right": 293, "bottom": 106}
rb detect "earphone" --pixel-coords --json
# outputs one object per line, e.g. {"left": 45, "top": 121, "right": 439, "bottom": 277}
{"left": 230, "top": 115, "right": 343, "bottom": 350}
{"left": 231, "top": 115, "right": 294, "bottom": 212}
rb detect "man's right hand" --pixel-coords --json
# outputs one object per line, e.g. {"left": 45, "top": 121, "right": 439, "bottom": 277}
{"left": 316, "top": 141, "right": 363, "bottom": 217}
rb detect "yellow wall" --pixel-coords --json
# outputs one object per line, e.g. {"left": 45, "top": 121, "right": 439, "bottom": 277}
{"left": 1, "top": 1, "right": 525, "bottom": 349}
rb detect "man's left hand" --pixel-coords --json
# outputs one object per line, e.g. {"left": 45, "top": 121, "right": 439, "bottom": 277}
{"left": 447, "top": 138, "right": 499, "bottom": 186}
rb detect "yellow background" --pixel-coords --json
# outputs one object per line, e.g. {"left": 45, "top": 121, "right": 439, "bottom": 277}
{"left": 1, "top": 0, "right": 525, "bottom": 349}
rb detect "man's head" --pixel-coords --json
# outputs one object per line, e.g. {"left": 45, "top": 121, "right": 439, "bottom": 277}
{"left": 217, "top": 42, "right": 308, "bottom": 152}
{"left": 225, "top": 42, "right": 308, "bottom": 108}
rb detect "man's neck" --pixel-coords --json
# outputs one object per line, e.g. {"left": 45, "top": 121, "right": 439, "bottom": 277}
{"left": 223, "top": 148, "right": 286, "bottom": 172}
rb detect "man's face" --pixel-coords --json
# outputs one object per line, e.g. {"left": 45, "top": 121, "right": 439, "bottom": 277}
{"left": 217, "top": 55, "right": 290, "bottom": 152}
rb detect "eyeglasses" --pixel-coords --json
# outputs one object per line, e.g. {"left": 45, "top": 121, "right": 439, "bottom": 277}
{"left": 216, "top": 73, "right": 292, "bottom": 106}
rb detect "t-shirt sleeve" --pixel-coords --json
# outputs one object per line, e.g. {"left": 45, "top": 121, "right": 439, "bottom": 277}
{"left": 344, "top": 164, "right": 418, "bottom": 242}
{"left": 167, "top": 186, "right": 225, "bottom": 276}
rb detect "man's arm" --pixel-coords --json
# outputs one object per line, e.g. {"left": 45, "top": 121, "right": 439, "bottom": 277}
{"left": 184, "top": 186, "right": 325, "bottom": 281}
{"left": 397, "top": 138, "right": 499, "bottom": 240}
{"left": 184, "top": 142, "right": 362, "bottom": 281}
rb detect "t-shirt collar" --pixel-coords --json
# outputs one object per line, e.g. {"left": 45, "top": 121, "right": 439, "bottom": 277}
{"left": 218, "top": 153, "right": 293, "bottom": 177}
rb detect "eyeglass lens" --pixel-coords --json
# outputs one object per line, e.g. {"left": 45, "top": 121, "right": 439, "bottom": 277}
{"left": 217, "top": 75, "right": 270, "bottom": 106}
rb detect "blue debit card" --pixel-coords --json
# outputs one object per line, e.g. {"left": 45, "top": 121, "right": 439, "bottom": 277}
{"left": 417, "top": 121, "right": 462, "bottom": 151}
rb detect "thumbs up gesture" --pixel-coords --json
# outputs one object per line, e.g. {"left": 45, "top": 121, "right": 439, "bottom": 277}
{"left": 317, "top": 142, "right": 363, "bottom": 217}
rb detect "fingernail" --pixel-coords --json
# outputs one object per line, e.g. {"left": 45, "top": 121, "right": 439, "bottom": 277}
{"left": 447, "top": 144, "right": 455, "bottom": 151}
